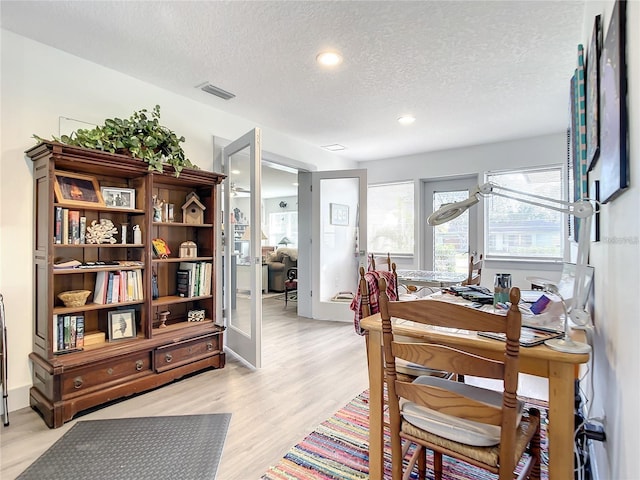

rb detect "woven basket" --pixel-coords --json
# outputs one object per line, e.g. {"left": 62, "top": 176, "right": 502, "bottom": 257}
{"left": 58, "top": 290, "right": 91, "bottom": 308}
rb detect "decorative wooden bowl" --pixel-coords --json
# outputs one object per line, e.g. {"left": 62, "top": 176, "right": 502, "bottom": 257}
{"left": 58, "top": 290, "right": 91, "bottom": 308}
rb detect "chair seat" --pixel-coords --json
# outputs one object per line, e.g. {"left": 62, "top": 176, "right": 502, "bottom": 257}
{"left": 400, "top": 376, "right": 524, "bottom": 447}
{"left": 402, "top": 411, "right": 539, "bottom": 468}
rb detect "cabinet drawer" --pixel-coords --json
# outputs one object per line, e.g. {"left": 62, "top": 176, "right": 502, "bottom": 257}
{"left": 155, "top": 334, "right": 220, "bottom": 373}
{"left": 62, "top": 352, "right": 153, "bottom": 397}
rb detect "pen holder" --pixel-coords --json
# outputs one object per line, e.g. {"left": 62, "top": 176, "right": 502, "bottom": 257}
{"left": 493, "top": 273, "right": 512, "bottom": 306}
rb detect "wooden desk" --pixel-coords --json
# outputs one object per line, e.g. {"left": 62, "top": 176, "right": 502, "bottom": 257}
{"left": 361, "top": 313, "right": 590, "bottom": 479}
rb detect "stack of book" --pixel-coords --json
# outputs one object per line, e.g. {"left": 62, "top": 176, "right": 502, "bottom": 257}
{"left": 52, "top": 314, "right": 84, "bottom": 353}
{"left": 94, "top": 270, "right": 144, "bottom": 304}
{"left": 176, "top": 261, "right": 212, "bottom": 298}
{"left": 54, "top": 207, "right": 86, "bottom": 244}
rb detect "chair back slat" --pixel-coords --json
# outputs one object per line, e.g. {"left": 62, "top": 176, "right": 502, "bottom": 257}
{"left": 392, "top": 342, "right": 505, "bottom": 380}
{"left": 395, "top": 381, "right": 503, "bottom": 426}
{"left": 382, "top": 296, "right": 511, "bottom": 334}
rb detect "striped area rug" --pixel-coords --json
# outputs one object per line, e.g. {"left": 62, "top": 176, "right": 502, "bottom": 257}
{"left": 261, "top": 389, "right": 548, "bottom": 480}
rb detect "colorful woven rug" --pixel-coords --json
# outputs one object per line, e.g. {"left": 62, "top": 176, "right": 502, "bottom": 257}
{"left": 261, "top": 390, "right": 548, "bottom": 480}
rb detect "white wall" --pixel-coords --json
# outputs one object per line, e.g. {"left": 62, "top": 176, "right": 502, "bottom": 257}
{"left": 578, "top": 2, "right": 639, "bottom": 478}
{"left": 0, "top": 30, "right": 356, "bottom": 411}
{"left": 362, "top": 2, "right": 640, "bottom": 476}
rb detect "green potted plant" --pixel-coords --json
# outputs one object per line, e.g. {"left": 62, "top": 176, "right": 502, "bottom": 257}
{"left": 34, "top": 105, "right": 197, "bottom": 176}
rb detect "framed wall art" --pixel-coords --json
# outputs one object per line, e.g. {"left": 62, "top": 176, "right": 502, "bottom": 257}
{"left": 330, "top": 203, "right": 349, "bottom": 226}
{"left": 101, "top": 186, "right": 136, "bottom": 209}
{"left": 599, "top": 0, "right": 629, "bottom": 203}
{"left": 53, "top": 171, "right": 104, "bottom": 207}
{"left": 586, "top": 14, "right": 602, "bottom": 170}
{"left": 108, "top": 309, "right": 136, "bottom": 341}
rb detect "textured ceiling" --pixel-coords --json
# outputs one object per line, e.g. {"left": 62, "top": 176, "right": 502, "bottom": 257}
{"left": 1, "top": 0, "right": 585, "bottom": 164}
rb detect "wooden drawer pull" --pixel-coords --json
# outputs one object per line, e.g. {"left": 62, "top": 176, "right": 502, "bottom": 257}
{"left": 74, "top": 377, "right": 83, "bottom": 389}
{"left": 165, "top": 353, "right": 173, "bottom": 363}
{"left": 135, "top": 360, "right": 144, "bottom": 371}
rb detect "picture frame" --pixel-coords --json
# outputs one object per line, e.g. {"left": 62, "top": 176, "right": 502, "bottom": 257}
{"left": 53, "top": 171, "right": 104, "bottom": 207}
{"left": 599, "top": 0, "right": 629, "bottom": 203}
{"left": 101, "top": 186, "right": 136, "bottom": 209}
{"left": 330, "top": 203, "right": 349, "bottom": 226}
{"left": 586, "top": 15, "right": 602, "bottom": 170}
{"left": 107, "top": 309, "right": 136, "bottom": 341}
{"left": 574, "top": 45, "right": 588, "bottom": 205}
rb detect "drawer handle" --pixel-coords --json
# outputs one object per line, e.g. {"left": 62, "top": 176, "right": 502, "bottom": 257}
{"left": 165, "top": 353, "right": 173, "bottom": 363}
{"left": 135, "top": 360, "right": 144, "bottom": 371}
{"left": 74, "top": 377, "right": 83, "bottom": 389}
{"left": 107, "top": 368, "right": 114, "bottom": 375}
{"left": 206, "top": 342, "right": 213, "bottom": 351}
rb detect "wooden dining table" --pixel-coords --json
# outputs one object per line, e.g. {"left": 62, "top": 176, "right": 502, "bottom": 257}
{"left": 361, "top": 309, "right": 590, "bottom": 479}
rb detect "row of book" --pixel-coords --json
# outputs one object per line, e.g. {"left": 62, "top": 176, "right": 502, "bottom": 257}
{"left": 176, "top": 262, "right": 212, "bottom": 298}
{"left": 52, "top": 314, "right": 84, "bottom": 353}
{"left": 54, "top": 207, "right": 87, "bottom": 245}
{"left": 94, "top": 270, "right": 144, "bottom": 304}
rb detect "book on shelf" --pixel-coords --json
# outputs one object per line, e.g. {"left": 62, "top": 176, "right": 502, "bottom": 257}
{"left": 63, "top": 315, "right": 71, "bottom": 350}
{"left": 94, "top": 271, "right": 108, "bottom": 304}
{"left": 75, "top": 316, "right": 85, "bottom": 348}
{"left": 69, "top": 210, "right": 80, "bottom": 244}
{"left": 176, "top": 269, "right": 191, "bottom": 297}
{"left": 79, "top": 216, "right": 87, "bottom": 243}
{"left": 61, "top": 208, "right": 69, "bottom": 245}
{"left": 54, "top": 207, "right": 62, "bottom": 244}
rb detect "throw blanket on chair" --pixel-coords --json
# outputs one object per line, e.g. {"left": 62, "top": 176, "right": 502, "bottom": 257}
{"left": 350, "top": 270, "right": 398, "bottom": 335}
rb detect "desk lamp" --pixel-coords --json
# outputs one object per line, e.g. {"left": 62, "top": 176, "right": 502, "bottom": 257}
{"left": 427, "top": 182, "right": 594, "bottom": 354}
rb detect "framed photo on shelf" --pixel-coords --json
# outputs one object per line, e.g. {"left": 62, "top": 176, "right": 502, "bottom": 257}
{"left": 599, "top": 0, "right": 629, "bottom": 203}
{"left": 101, "top": 186, "right": 136, "bottom": 209}
{"left": 108, "top": 309, "right": 136, "bottom": 341}
{"left": 53, "top": 171, "right": 104, "bottom": 207}
{"left": 330, "top": 203, "right": 349, "bottom": 226}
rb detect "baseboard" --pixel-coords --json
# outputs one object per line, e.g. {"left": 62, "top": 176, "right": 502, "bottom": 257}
{"left": 5, "top": 384, "right": 31, "bottom": 413}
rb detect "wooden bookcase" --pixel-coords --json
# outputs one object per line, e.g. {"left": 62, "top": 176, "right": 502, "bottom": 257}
{"left": 27, "top": 141, "right": 226, "bottom": 428}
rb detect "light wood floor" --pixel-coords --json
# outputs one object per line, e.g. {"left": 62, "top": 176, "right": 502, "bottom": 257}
{"left": 0, "top": 297, "right": 370, "bottom": 480}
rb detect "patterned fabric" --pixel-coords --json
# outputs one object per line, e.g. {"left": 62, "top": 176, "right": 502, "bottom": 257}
{"left": 261, "top": 389, "right": 549, "bottom": 480}
{"left": 349, "top": 270, "right": 398, "bottom": 336}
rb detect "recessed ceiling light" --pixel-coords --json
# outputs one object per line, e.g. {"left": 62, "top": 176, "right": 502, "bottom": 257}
{"left": 316, "top": 51, "right": 343, "bottom": 67}
{"left": 398, "top": 115, "right": 416, "bottom": 125}
{"left": 321, "top": 144, "right": 346, "bottom": 151}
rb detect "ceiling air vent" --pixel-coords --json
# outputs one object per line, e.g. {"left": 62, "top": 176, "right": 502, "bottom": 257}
{"left": 200, "top": 83, "right": 235, "bottom": 100}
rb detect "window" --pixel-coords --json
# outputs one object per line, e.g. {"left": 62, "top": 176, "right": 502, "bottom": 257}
{"left": 485, "top": 167, "right": 563, "bottom": 260}
{"left": 367, "top": 182, "right": 414, "bottom": 255}
{"left": 268, "top": 211, "right": 297, "bottom": 247}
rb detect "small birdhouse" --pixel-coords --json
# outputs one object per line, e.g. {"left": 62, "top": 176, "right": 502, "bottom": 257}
{"left": 181, "top": 192, "right": 206, "bottom": 225}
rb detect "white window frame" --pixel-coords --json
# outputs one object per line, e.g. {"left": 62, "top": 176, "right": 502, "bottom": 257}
{"left": 367, "top": 181, "right": 414, "bottom": 256}
{"left": 484, "top": 165, "right": 565, "bottom": 262}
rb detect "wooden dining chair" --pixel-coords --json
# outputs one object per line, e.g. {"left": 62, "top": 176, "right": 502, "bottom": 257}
{"left": 462, "top": 254, "right": 483, "bottom": 286}
{"left": 378, "top": 281, "right": 541, "bottom": 480}
{"left": 368, "top": 252, "right": 392, "bottom": 272}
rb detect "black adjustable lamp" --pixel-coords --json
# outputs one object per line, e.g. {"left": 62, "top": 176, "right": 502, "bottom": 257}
{"left": 427, "top": 182, "right": 594, "bottom": 354}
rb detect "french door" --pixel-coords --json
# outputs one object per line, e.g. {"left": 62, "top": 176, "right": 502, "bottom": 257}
{"left": 423, "top": 176, "right": 479, "bottom": 273}
{"left": 222, "top": 129, "right": 262, "bottom": 368}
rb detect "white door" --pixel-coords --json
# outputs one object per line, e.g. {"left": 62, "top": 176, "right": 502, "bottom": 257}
{"left": 309, "top": 169, "right": 367, "bottom": 321}
{"left": 222, "top": 129, "right": 262, "bottom": 368}
{"left": 423, "top": 176, "right": 479, "bottom": 272}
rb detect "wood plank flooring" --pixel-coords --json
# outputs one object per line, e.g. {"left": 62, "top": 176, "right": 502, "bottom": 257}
{"left": 0, "top": 297, "right": 370, "bottom": 480}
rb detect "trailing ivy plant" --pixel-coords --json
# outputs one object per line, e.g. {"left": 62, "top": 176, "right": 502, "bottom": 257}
{"left": 34, "top": 105, "right": 197, "bottom": 177}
